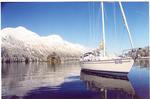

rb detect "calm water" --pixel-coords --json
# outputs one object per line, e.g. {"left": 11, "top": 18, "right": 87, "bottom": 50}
{"left": 2, "top": 60, "right": 149, "bottom": 99}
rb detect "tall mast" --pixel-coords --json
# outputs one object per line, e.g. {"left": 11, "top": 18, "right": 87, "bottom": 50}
{"left": 119, "top": 2, "right": 134, "bottom": 49}
{"left": 101, "top": 2, "right": 106, "bottom": 57}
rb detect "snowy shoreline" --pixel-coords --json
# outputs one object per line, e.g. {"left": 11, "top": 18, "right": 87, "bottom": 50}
{"left": 1, "top": 26, "right": 87, "bottom": 63}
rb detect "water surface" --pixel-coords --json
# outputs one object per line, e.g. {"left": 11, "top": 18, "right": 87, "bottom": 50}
{"left": 2, "top": 60, "right": 149, "bottom": 99}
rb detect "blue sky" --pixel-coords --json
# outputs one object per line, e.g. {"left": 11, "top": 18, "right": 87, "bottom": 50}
{"left": 1, "top": 2, "right": 149, "bottom": 53}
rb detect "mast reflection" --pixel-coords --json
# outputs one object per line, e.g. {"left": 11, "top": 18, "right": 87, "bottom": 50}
{"left": 80, "top": 70, "right": 139, "bottom": 99}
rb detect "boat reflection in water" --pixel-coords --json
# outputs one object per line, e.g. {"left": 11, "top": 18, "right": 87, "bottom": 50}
{"left": 80, "top": 69, "right": 138, "bottom": 99}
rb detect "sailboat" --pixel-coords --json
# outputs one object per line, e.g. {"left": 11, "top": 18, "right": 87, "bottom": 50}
{"left": 80, "top": 2, "right": 134, "bottom": 74}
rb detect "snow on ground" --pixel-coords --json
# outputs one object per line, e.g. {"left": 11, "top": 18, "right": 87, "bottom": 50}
{"left": 1, "top": 26, "right": 87, "bottom": 62}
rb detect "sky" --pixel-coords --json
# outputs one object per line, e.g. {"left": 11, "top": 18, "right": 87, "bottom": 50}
{"left": 1, "top": 2, "right": 149, "bottom": 53}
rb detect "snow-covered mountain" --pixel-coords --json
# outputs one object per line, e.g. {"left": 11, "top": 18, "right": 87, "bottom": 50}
{"left": 1, "top": 26, "right": 87, "bottom": 62}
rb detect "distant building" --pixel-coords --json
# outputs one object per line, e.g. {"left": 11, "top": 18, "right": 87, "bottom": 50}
{"left": 47, "top": 52, "right": 61, "bottom": 65}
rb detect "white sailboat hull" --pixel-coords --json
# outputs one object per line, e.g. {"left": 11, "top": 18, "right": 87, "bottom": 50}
{"left": 80, "top": 58, "right": 134, "bottom": 73}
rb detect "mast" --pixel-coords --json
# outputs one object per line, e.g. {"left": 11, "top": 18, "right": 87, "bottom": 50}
{"left": 101, "top": 2, "right": 106, "bottom": 57}
{"left": 119, "top": 2, "right": 134, "bottom": 49}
